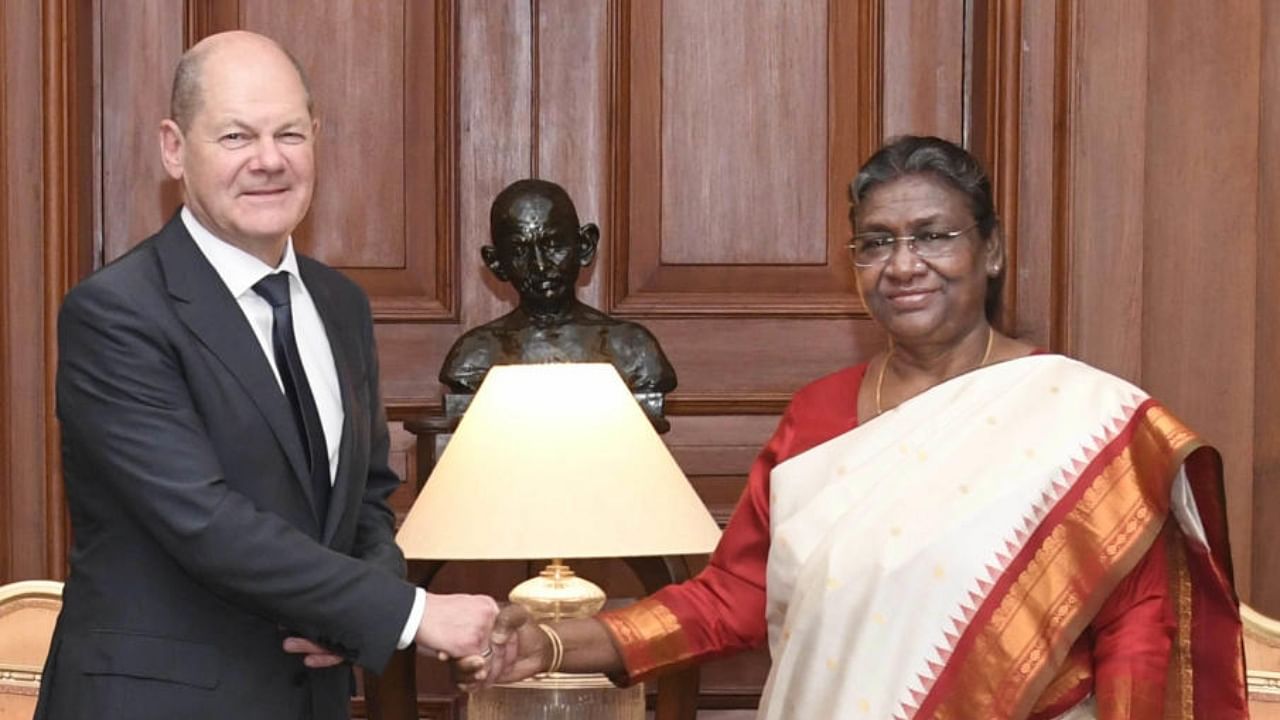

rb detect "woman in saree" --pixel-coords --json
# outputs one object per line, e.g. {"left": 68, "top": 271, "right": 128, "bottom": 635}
{"left": 459, "top": 135, "right": 1248, "bottom": 719}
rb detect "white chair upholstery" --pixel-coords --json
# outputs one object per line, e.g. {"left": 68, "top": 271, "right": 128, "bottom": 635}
{"left": 0, "top": 580, "right": 62, "bottom": 719}
{"left": 1245, "top": 602, "right": 1280, "bottom": 719}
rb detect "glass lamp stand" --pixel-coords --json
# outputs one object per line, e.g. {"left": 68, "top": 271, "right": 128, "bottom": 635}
{"left": 467, "top": 561, "right": 644, "bottom": 720}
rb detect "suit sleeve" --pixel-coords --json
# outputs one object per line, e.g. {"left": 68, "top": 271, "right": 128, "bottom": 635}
{"left": 349, "top": 293, "right": 407, "bottom": 577}
{"left": 57, "top": 280, "right": 415, "bottom": 672}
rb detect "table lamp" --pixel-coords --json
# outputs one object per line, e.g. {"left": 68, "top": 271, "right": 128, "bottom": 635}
{"left": 396, "top": 363, "right": 722, "bottom": 719}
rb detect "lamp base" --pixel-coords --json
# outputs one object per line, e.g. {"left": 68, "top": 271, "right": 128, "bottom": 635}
{"left": 475, "top": 561, "right": 643, "bottom": 718}
{"left": 468, "top": 674, "right": 644, "bottom": 720}
{"left": 508, "top": 561, "right": 606, "bottom": 621}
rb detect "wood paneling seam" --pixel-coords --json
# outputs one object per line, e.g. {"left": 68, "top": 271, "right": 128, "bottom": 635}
{"left": 41, "top": 0, "right": 81, "bottom": 580}
{"left": 434, "top": 0, "right": 460, "bottom": 322}
{"left": 1049, "top": 0, "right": 1076, "bottom": 355}
{"left": 530, "top": 0, "right": 540, "bottom": 179}
{"left": 0, "top": 0, "right": 10, "bottom": 581}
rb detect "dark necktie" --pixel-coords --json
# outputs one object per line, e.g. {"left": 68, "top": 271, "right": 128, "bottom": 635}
{"left": 253, "top": 272, "right": 331, "bottom": 522}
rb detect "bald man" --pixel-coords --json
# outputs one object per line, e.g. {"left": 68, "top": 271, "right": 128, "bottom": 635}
{"left": 36, "top": 32, "right": 498, "bottom": 720}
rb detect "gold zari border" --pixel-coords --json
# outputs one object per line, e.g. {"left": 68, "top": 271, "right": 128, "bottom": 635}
{"left": 1162, "top": 524, "right": 1194, "bottom": 719}
{"left": 1026, "top": 644, "right": 1090, "bottom": 716}
{"left": 598, "top": 596, "right": 695, "bottom": 683}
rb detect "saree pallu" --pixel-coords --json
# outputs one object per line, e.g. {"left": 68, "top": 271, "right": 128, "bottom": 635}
{"left": 759, "top": 355, "right": 1244, "bottom": 719}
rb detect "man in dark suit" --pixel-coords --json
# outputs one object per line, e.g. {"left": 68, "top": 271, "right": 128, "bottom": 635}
{"left": 35, "top": 31, "right": 499, "bottom": 720}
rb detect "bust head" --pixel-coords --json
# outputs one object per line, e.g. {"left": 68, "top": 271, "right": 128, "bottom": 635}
{"left": 441, "top": 179, "right": 677, "bottom": 415}
{"left": 481, "top": 179, "right": 600, "bottom": 317}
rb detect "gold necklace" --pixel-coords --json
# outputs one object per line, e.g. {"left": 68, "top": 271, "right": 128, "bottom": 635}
{"left": 874, "top": 326, "right": 995, "bottom": 416}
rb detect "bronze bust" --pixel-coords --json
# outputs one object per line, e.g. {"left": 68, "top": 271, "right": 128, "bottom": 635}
{"left": 440, "top": 179, "right": 677, "bottom": 426}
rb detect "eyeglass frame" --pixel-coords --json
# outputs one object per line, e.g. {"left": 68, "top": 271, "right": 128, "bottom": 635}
{"left": 846, "top": 221, "right": 982, "bottom": 268}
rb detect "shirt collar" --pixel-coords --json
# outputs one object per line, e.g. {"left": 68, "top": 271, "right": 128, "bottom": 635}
{"left": 181, "top": 206, "right": 301, "bottom": 299}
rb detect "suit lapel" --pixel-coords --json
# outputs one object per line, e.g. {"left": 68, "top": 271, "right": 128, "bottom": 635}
{"left": 154, "top": 216, "right": 317, "bottom": 515}
{"left": 300, "top": 260, "right": 356, "bottom": 544}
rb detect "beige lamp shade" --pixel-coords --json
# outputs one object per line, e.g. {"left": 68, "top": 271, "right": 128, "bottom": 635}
{"left": 397, "top": 363, "right": 722, "bottom": 560}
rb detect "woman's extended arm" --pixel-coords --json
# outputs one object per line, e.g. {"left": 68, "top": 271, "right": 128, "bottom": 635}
{"left": 452, "top": 609, "right": 622, "bottom": 691}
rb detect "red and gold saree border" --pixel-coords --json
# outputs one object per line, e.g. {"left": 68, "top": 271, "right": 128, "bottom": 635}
{"left": 914, "top": 400, "right": 1193, "bottom": 719}
{"left": 1179, "top": 447, "right": 1248, "bottom": 717}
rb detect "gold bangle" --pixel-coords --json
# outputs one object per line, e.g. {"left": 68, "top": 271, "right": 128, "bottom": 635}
{"left": 537, "top": 622, "right": 564, "bottom": 675}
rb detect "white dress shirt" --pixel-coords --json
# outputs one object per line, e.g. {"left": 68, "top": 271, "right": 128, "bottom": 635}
{"left": 183, "top": 207, "right": 343, "bottom": 482}
{"left": 182, "top": 208, "right": 424, "bottom": 650}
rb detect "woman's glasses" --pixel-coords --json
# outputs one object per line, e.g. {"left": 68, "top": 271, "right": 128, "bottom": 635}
{"left": 847, "top": 221, "right": 979, "bottom": 267}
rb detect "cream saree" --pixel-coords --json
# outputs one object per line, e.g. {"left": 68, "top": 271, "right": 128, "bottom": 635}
{"left": 757, "top": 355, "right": 1240, "bottom": 719}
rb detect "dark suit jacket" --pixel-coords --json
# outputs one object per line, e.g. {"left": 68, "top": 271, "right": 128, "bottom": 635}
{"left": 36, "top": 214, "right": 416, "bottom": 720}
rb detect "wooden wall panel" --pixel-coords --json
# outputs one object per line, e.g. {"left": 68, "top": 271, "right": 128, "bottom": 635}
{"left": 247, "top": 1, "right": 407, "bottom": 269}
{"left": 881, "top": 0, "right": 964, "bottom": 141}
{"left": 1063, "top": 0, "right": 1148, "bottom": 381}
{"left": 22, "top": 0, "right": 55, "bottom": 580}
{"left": 0, "top": 0, "right": 94, "bottom": 582}
{"left": 611, "top": 0, "right": 879, "bottom": 317}
{"left": 42, "top": 0, "right": 95, "bottom": 581}
{"left": 1008, "top": 0, "right": 1058, "bottom": 347}
{"left": 665, "top": 414, "right": 778, "bottom": 517}
{"left": 658, "top": 0, "right": 827, "bottom": 266}
{"left": 969, "top": 0, "right": 1020, "bottom": 335}
{"left": 969, "top": 0, "right": 1090, "bottom": 354}
{"left": 535, "top": 0, "right": 610, "bottom": 308}
{"left": 391, "top": 0, "right": 539, "bottom": 711}
{"left": 3, "top": 0, "right": 45, "bottom": 583}
{"left": 1142, "top": 1, "right": 1260, "bottom": 595}
{"left": 649, "top": 317, "right": 877, "bottom": 407}
{"left": 1059, "top": 0, "right": 1267, "bottom": 600}
{"left": 0, "top": 0, "right": 13, "bottom": 584}
{"left": 1254, "top": 0, "right": 1280, "bottom": 616}
{"left": 99, "top": 2, "right": 184, "bottom": 261}
{"left": 455, "top": 0, "right": 533, "bottom": 333}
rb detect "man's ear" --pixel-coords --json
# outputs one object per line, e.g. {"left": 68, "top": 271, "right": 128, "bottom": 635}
{"left": 577, "top": 223, "right": 600, "bottom": 267}
{"left": 481, "top": 245, "right": 508, "bottom": 281}
{"left": 159, "top": 119, "right": 186, "bottom": 181}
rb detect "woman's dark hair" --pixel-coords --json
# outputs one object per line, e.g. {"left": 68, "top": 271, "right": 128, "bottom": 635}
{"left": 849, "top": 135, "right": 1005, "bottom": 325}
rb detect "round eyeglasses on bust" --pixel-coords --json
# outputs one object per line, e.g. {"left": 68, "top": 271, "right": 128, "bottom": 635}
{"left": 847, "top": 221, "right": 980, "bottom": 268}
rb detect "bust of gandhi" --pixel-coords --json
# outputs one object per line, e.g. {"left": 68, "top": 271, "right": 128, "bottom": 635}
{"left": 439, "top": 179, "right": 677, "bottom": 422}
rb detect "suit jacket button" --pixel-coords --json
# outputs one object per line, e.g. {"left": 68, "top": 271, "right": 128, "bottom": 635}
{"left": 292, "top": 670, "right": 307, "bottom": 687}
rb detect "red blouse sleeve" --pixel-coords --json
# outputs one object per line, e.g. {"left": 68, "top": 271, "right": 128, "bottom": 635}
{"left": 1089, "top": 522, "right": 1176, "bottom": 718}
{"left": 597, "top": 364, "right": 867, "bottom": 683}
{"left": 596, "top": 410, "right": 794, "bottom": 681}
{"left": 1090, "top": 514, "right": 1249, "bottom": 718}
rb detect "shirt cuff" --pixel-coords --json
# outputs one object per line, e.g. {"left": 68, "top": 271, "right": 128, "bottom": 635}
{"left": 397, "top": 588, "right": 426, "bottom": 650}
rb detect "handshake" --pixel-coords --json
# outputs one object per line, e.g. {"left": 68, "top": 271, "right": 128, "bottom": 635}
{"left": 281, "top": 592, "right": 548, "bottom": 689}
{"left": 413, "top": 593, "right": 545, "bottom": 690}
